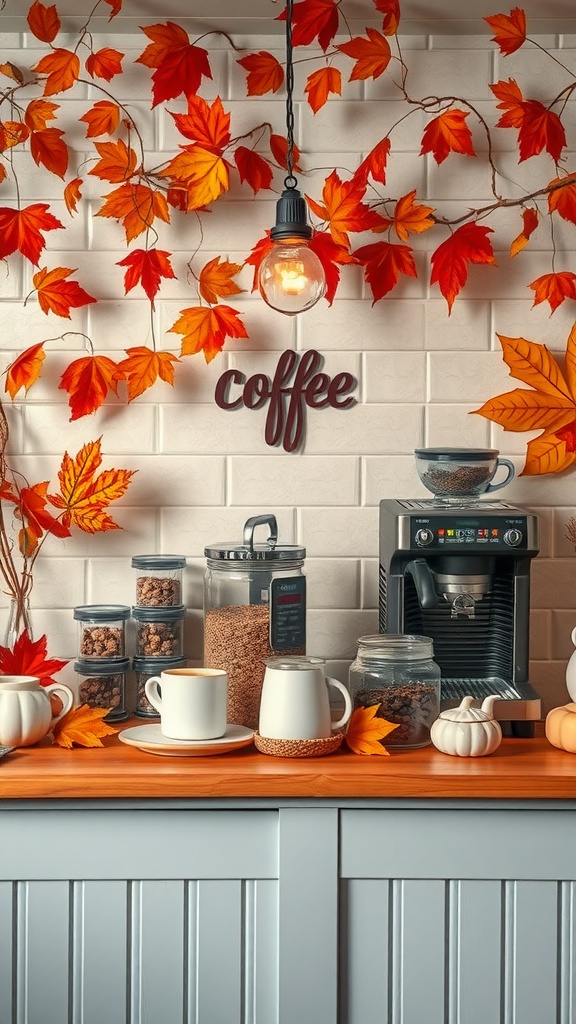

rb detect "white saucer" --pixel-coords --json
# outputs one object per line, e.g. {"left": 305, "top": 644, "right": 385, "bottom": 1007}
{"left": 118, "top": 723, "right": 254, "bottom": 757}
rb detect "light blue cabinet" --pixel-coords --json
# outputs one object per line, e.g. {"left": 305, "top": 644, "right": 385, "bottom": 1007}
{"left": 1, "top": 800, "right": 575, "bottom": 1023}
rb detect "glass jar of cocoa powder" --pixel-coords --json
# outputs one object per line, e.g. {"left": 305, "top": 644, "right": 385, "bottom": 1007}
{"left": 132, "top": 555, "right": 186, "bottom": 607}
{"left": 204, "top": 514, "right": 306, "bottom": 730}
{"left": 348, "top": 635, "right": 441, "bottom": 749}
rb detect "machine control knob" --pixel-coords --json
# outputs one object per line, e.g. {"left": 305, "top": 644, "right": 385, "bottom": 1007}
{"left": 415, "top": 528, "right": 434, "bottom": 547}
{"left": 503, "top": 527, "right": 523, "bottom": 547}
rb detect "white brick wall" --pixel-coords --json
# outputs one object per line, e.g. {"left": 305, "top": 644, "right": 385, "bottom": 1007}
{"left": 0, "top": 21, "right": 574, "bottom": 715}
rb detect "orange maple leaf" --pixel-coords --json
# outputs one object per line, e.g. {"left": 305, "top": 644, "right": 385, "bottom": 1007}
{"left": 278, "top": 0, "right": 340, "bottom": 51}
{"left": 89, "top": 138, "right": 138, "bottom": 183}
{"left": 472, "top": 326, "right": 576, "bottom": 475}
{"left": 336, "top": 27, "right": 392, "bottom": 81}
{"left": 0, "top": 203, "right": 63, "bottom": 264}
{"left": 85, "top": 47, "right": 124, "bottom": 82}
{"left": 0, "top": 120, "right": 29, "bottom": 151}
{"left": 96, "top": 182, "right": 170, "bottom": 243}
{"left": 32, "top": 265, "right": 96, "bottom": 317}
{"left": 116, "top": 346, "right": 180, "bottom": 402}
{"left": 548, "top": 174, "right": 576, "bottom": 225}
{"left": 309, "top": 230, "right": 356, "bottom": 305}
{"left": 5, "top": 342, "right": 46, "bottom": 398}
{"left": 304, "top": 66, "right": 342, "bottom": 113}
{"left": 159, "top": 147, "right": 230, "bottom": 210}
{"left": 393, "top": 189, "right": 435, "bottom": 241}
{"left": 49, "top": 437, "right": 135, "bottom": 531}
{"left": 421, "top": 108, "right": 476, "bottom": 164}
{"left": 234, "top": 147, "right": 273, "bottom": 194}
{"left": 430, "top": 222, "right": 496, "bottom": 311}
{"left": 375, "top": 0, "right": 401, "bottom": 34}
{"left": 237, "top": 51, "right": 284, "bottom": 96}
{"left": 27, "top": 0, "right": 60, "bottom": 43}
{"left": 169, "top": 95, "right": 230, "bottom": 149}
{"left": 353, "top": 240, "right": 418, "bottom": 301}
{"left": 136, "top": 22, "right": 212, "bottom": 106}
{"left": 306, "top": 169, "right": 384, "bottom": 248}
{"left": 169, "top": 304, "right": 249, "bottom": 363}
{"left": 79, "top": 100, "right": 121, "bottom": 138}
{"left": 64, "top": 177, "right": 83, "bottom": 215}
{"left": 529, "top": 271, "right": 576, "bottom": 313}
{"left": 24, "top": 98, "right": 58, "bottom": 132}
{"left": 31, "top": 48, "right": 80, "bottom": 96}
{"left": 30, "top": 127, "right": 68, "bottom": 178}
{"left": 353, "top": 137, "right": 391, "bottom": 186}
{"left": 117, "top": 247, "right": 176, "bottom": 303}
{"left": 198, "top": 257, "right": 244, "bottom": 305}
{"left": 510, "top": 207, "right": 538, "bottom": 257}
{"left": 0, "top": 631, "right": 67, "bottom": 684}
{"left": 344, "top": 704, "right": 399, "bottom": 755}
{"left": 485, "top": 7, "right": 527, "bottom": 55}
{"left": 59, "top": 355, "right": 124, "bottom": 420}
{"left": 52, "top": 704, "right": 118, "bottom": 748}
{"left": 10, "top": 480, "right": 71, "bottom": 555}
{"left": 490, "top": 77, "right": 525, "bottom": 128}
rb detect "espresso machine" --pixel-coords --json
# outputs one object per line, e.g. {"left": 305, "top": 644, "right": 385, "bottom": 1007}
{"left": 379, "top": 498, "right": 541, "bottom": 733}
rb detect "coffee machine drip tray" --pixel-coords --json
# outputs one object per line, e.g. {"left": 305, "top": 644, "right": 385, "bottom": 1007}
{"left": 440, "top": 677, "right": 541, "bottom": 720}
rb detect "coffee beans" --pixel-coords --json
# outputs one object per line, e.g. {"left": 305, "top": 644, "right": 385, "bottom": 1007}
{"left": 421, "top": 465, "right": 491, "bottom": 496}
{"left": 354, "top": 682, "right": 439, "bottom": 747}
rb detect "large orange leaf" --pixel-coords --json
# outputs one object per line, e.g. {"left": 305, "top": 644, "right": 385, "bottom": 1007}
{"left": 59, "top": 355, "right": 124, "bottom": 420}
{"left": 509, "top": 207, "right": 538, "bottom": 257}
{"left": 31, "top": 48, "right": 80, "bottom": 96}
{"left": 24, "top": 98, "right": 58, "bottom": 132}
{"left": 485, "top": 7, "right": 527, "bottom": 55}
{"left": 89, "top": 139, "right": 138, "bottom": 183}
{"left": 498, "top": 332, "right": 573, "bottom": 399}
{"left": 344, "top": 704, "right": 399, "bottom": 755}
{"left": 198, "top": 257, "right": 244, "bottom": 305}
{"left": 430, "top": 222, "right": 495, "bottom": 311}
{"left": 472, "top": 388, "right": 575, "bottom": 433}
{"left": 27, "top": 1, "right": 60, "bottom": 43}
{"left": 85, "top": 47, "right": 124, "bottom": 82}
{"left": 278, "top": 0, "right": 340, "bottom": 51}
{"left": 170, "top": 95, "right": 230, "bottom": 149}
{"left": 49, "top": 437, "right": 135, "bottom": 532}
{"left": 5, "top": 342, "right": 46, "bottom": 398}
{"left": 0, "top": 632, "right": 67, "bottom": 684}
{"left": 305, "top": 169, "right": 384, "bottom": 248}
{"left": 529, "top": 271, "right": 576, "bottom": 313}
{"left": 96, "top": 182, "right": 170, "bottom": 242}
{"left": 159, "top": 147, "right": 230, "bottom": 210}
{"left": 32, "top": 266, "right": 96, "bottom": 317}
{"left": 353, "top": 137, "right": 391, "bottom": 186}
{"left": 421, "top": 108, "right": 476, "bottom": 164}
{"left": 523, "top": 431, "right": 576, "bottom": 476}
{"left": 353, "top": 240, "right": 418, "bottom": 301}
{"left": 336, "top": 27, "right": 392, "bottom": 81}
{"left": 117, "top": 247, "right": 176, "bottom": 303}
{"left": 0, "top": 203, "right": 63, "bottom": 265}
{"left": 52, "top": 704, "right": 118, "bottom": 748}
{"left": 547, "top": 174, "right": 576, "bottom": 225}
{"left": 304, "top": 66, "right": 342, "bottom": 113}
{"left": 30, "top": 126, "right": 68, "bottom": 178}
{"left": 393, "top": 189, "right": 435, "bottom": 241}
{"left": 136, "top": 22, "right": 211, "bottom": 106}
{"left": 79, "top": 100, "right": 121, "bottom": 138}
{"left": 169, "top": 304, "right": 248, "bottom": 363}
{"left": 517, "top": 100, "right": 566, "bottom": 163}
{"left": 116, "top": 347, "right": 179, "bottom": 402}
{"left": 234, "top": 147, "right": 273, "bottom": 194}
{"left": 237, "top": 52, "right": 284, "bottom": 96}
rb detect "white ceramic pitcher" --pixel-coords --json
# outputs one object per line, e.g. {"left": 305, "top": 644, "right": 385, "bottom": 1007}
{"left": 0, "top": 675, "right": 74, "bottom": 747}
{"left": 566, "top": 627, "right": 576, "bottom": 701}
{"left": 259, "top": 656, "right": 352, "bottom": 740}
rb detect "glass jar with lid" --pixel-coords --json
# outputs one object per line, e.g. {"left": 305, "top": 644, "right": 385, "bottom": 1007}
{"left": 132, "top": 605, "right": 185, "bottom": 659}
{"left": 74, "top": 605, "right": 130, "bottom": 659}
{"left": 204, "top": 513, "right": 306, "bottom": 730}
{"left": 348, "top": 635, "right": 441, "bottom": 748}
{"left": 132, "top": 554, "right": 186, "bottom": 607}
{"left": 74, "top": 657, "right": 130, "bottom": 721}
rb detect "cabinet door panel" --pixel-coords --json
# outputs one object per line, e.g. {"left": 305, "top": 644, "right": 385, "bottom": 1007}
{"left": 73, "top": 880, "right": 128, "bottom": 1024}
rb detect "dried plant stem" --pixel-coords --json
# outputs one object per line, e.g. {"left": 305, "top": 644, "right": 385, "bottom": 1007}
{"left": 0, "top": 397, "right": 35, "bottom": 640}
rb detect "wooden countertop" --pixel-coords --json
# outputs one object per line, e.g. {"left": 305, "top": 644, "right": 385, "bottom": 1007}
{"left": 1, "top": 721, "right": 576, "bottom": 799}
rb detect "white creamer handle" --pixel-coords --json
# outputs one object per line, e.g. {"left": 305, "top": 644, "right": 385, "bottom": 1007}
{"left": 44, "top": 683, "right": 74, "bottom": 724}
{"left": 326, "top": 677, "right": 353, "bottom": 731}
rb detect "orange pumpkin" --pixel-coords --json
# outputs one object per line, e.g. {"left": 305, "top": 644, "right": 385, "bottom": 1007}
{"left": 545, "top": 703, "right": 576, "bottom": 752}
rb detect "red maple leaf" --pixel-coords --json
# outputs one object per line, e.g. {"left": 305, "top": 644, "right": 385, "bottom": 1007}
{"left": 277, "top": 0, "right": 340, "bottom": 51}
{"left": 85, "top": 47, "right": 124, "bottom": 82}
{"left": 336, "top": 28, "right": 392, "bottom": 81}
{"left": 430, "top": 222, "right": 496, "bottom": 311}
{"left": 306, "top": 169, "right": 385, "bottom": 248}
{"left": 234, "top": 147, "right": 273, "bottom": 194}
{"left": 529, "top": 271, "right": 576, "bottom": 313}
{"left": 421, "top": 109, "right": 476, "bottom": 164}
{"left": 548, "top": 174, "right": 576, "bottom": 225}
{"left": 117, "top": 248, "right": 176, "bottom": 304}
{"left": 309, "top": 230, "right": 357, "bottom": 305}
{"left": 0, "top": 631, "right": 68, "bottom": 684}
{"left": 375, "top": 0, "right": 401, "bottom": 34}
{"left": 353, "top": 137, "right": 391, "bottom": 186}
{"left": 304, "top": 66, "right": 342, "bottom": 112}
{"left": 353, "top": 240, "right": 418, "bottom": 301}
{"left": 485, "top": 7, "right": 527, "bottom": 55}
{"left": 516, "top": 101, "right": 566, "bottom": 163}
{"left": 136, "top": 22, "right": 212, "bottom": 106}
{"left": 59, "top": 354, "right": 124, "bottom": 420}
{"left": 237, "top": 51, "right": 284, "bottom": 96}
{"left": 30, "top": 127, "right": 68, "bottom": 178}
{"left": 168, "top": 304, "right": 248, "bottom": 363}
{"left": 170, "top": 95, "right": 230, "bottom": 150}
{"left": 32, "top": 266, "right": 97, "bottom": 317}
{"left": 0, "top": 203, "right": 63, "bottom": 264}
{"left": 8, "top": 480, "right": 71, "bottom": 555}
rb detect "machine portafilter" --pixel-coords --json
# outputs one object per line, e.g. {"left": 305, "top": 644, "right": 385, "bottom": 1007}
{"left": 406, "top": 555, "right": 495, "bottom": 619}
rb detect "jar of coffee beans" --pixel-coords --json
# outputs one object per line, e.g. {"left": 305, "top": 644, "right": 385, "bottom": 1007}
{"left": 74, "top": 657, "right": 130, "bottom": 721}
{"left": 132, "top": 604, "right": 185, "bottom": 658}
{"left": 132, "top": 554, "right": 186, "bottom": 607}
{"left": 133, "top": 655, "right": 187, "bottom": 717}
{"left": 348, "top": 635, "right": 441, "bottom": 749}
{"left": 74, "top": 605, "right": 130, "bottom": 659}
{"left": 204, "top": 513, "right": 306, "bottom": 731}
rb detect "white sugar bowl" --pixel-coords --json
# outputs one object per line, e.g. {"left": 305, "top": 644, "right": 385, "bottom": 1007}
{"left": 430, "top": 695, "right": 502, "bottom": 757}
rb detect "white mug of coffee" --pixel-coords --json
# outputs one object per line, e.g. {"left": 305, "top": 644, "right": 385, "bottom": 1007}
{"left": 258, "top": 656, "right": 352, "bottom": 741}
{"left": 144, "top": 668, "right": 228, "bottom": 741}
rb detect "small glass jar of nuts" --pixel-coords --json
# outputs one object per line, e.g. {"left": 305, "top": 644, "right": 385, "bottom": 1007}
{"left": 131, "top": 604, "right": 185, "bottom": 659}
{"left": 74, "top": 605, "right": 130, "bottom": 659}
{"left": 74, "top": 657, "right": 130, "bottom": 721}
{"left": 132, "top": 554, "right": 186, "bottom": 607}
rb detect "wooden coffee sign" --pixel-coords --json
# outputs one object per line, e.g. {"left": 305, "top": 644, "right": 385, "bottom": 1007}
{"left": 214, "top": 349, "right": 357, "bottom": 452}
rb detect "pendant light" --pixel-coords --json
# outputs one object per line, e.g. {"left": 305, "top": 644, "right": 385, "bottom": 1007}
{"left": 258, "top": 0, "right": 326, "bottom": 316}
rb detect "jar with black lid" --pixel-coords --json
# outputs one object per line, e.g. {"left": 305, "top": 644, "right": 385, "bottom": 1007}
{"left": 132, "top": 604, "right": 185, "bottom": 659}
{"left": 348, "top": 635, "right": 441, "bottom": 748}
{"left": 74, "top": 605, "right": 130, "bottom": 659}
{"left": 132, "top": 555, "right": 186, "bottom": 607}
{"left": 74, "top": 657, "right": 130, "bottom": 721}
{"left": 204, "top": 514, "right": 306, "bottom": 730}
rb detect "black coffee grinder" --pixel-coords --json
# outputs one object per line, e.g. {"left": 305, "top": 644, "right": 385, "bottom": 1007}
{"left": 379, "top": 450, "right": 541, "bottom": 734}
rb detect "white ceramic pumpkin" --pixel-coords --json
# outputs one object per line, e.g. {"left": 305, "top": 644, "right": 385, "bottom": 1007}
{"left": 430, "top": 695, "right": 502, "bottom": 757}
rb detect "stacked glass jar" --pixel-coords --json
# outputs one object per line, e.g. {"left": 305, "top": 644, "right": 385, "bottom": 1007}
{"left": 73, "top": 605, "right": 131, "bottom": 721}
{"left": 131, "top": 555, "right": 187, "bottom": 718}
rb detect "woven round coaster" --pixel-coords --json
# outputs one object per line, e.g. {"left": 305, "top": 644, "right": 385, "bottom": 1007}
{"left": 254, "top": 731, "right": 343, "bottom": 758}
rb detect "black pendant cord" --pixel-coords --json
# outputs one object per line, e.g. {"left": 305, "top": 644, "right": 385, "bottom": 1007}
{"left": 284, "top": 0, "right": 297, "bottom": 189}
